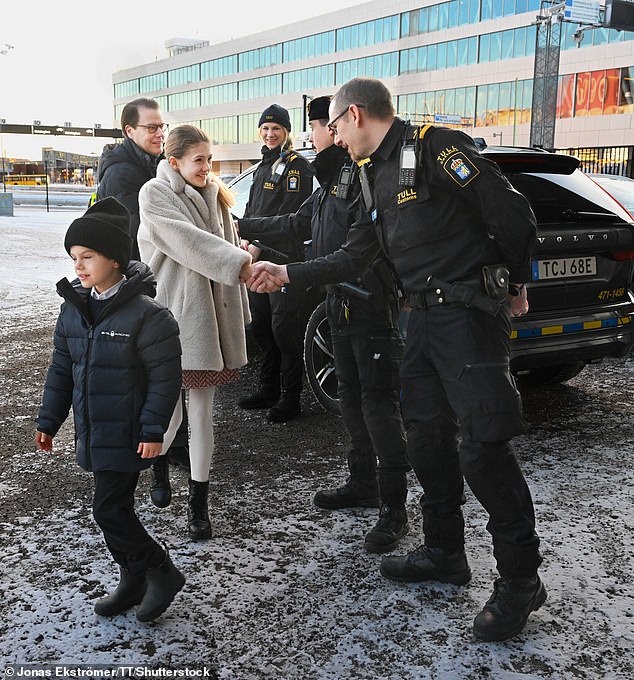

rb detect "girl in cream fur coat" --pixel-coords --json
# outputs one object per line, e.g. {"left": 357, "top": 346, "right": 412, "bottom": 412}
{"left": 138, "top": 125, "right": 252, "bottom": 540}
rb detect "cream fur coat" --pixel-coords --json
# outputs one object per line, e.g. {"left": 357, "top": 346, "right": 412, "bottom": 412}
{"left": 138, "top": 160, "right": 251, "bottom": 372}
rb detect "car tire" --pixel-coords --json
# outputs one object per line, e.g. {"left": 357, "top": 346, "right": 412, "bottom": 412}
{"left": 515, "top": 361, "right": 586, "bottom": 386}
{"left": 303, "top": 301, "right": 341, "bottom": 416}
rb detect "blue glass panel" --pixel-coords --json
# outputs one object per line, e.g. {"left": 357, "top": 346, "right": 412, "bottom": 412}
{"left": 429, "top": 5, "right": 439, "bottom": 32}
{"left": 481, "top": 0, "right": 493, "bottom": 21}
{"left": 503, "top": 0, "right": 515, "bottom": 16}
{"left": 447, "top": 40, "right": 458, "bottom": 68}
{"left": 449, "top": 0, "right": 459, "bottom": 26}
{"left": 459, "top": 0, "right": 469, "bottom": 24}
{"left": 457, "top": 38, "right": 468, "bottom": 66}
{"left": 419, "top": 8, "right": 429, "bottom": 34}
{"left": 428, "top": 44, "right": 437, "bottom": 70}
{"left": 513, "top": 27, "right": 526, "bottom": 57}
{"left": 437, "top": 42, "right": 447, "bottom": 69}
{"left": 401, "top": 13, "right": 410, "bottom": 37}
{"left": 469, "top": 0, "right": 480, "bottom": 22}
{"left": 492, "top": 0, "right": 503, "bottom": 19}
{"left": 490, "top": 32, "right": 502, "bottom": 61}
{"left": 479, "top": 33, "right": 490, "bottom": 62}
{"left": 439, "top": 3, "right": 449, "bottom": 29}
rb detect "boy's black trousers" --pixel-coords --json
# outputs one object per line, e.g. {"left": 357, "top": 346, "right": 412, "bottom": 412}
{"left": 92, "top": 470, "right": 165, "bottom": 575}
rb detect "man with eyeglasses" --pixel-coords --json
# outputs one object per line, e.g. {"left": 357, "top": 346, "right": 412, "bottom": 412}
{"left": 96, "top": 97, "right": 189, "bottom": 492}
{"left": 96, "top": 98, "right": 167, "bottom": 260}
{"left": 246, "top": 77, "right": 545, "bottom": 642}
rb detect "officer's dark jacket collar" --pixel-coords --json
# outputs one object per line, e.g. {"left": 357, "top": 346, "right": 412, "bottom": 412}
{"left": 261, "top": 144, "right": 291, "bottom": 163}
{"left": 312, "top": 143, "right": 347, "bottom": 187}
{"left": 370, "top": 117, "right": 407, "bottom": 163}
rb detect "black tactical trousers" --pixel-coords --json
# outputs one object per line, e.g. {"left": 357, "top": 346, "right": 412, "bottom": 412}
{"left": 400, "top": 304, "right": 542, "bottom": 579}
{"left": 92, "top": 470, "right": 164, "bottom": 575}
{"left": 331, "top": 317, "right": 410, "bottom": 503}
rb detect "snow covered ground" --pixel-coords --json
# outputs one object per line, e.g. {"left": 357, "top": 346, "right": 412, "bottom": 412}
{"left": 1, "top": 208, "right": 633, "bottom": 678}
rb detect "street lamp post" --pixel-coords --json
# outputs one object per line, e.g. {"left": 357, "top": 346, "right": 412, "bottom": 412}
{"left": 493, "top": 131, "right": 504, "bottom": 146}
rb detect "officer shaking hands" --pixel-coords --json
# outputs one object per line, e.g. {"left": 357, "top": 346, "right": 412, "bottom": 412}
{"left": 246, "top": 77, "right": 544, "bottom": 642}
{"left": 239, "top": 95, "right": 411, "bottom": 554}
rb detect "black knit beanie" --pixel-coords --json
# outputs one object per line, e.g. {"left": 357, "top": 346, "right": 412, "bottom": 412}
{"left": 258, "top": 104, "right": 291, "bottom": 131}
{"left": 307, "top": 96, "right": 332, "bottom": 122}
{"left": 64, "top": 197, "right": 132, "bottom": 270}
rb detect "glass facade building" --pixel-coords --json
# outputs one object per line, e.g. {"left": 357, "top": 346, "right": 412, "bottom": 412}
{"left": 112, "top": 0, "right": 634, "bottom": 170}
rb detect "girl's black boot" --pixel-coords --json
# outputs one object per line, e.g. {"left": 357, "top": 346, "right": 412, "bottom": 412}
{"left": 188, "top": 478, "right": 212, "bottom": 540}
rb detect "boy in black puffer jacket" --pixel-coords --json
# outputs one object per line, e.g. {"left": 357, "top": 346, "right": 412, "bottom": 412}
{"left": 36, "top": 197, "right": 185, "bottom": 623}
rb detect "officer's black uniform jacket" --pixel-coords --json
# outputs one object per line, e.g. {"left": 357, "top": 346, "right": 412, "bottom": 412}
{"left": 243, "top": 144, "right": 315, "bottom": 262}
{"left": 288, "top": 119, "right": 537, "bottom": 295}
{"left": 96, "top": 138, "right": 162, "bottom": 258}
{"left": 37, "top": 261, "right": 182, "bottom": 473}
{"left": 240, "top": 144, "right": 392, "bottom": 330}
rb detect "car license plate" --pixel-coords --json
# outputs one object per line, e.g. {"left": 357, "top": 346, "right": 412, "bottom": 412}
{"left": 532, "top": 256, "right": 597, "bottom": 280}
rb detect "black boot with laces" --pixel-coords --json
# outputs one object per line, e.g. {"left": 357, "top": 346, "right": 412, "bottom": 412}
{"left": 364, "top": 504, "right": 409, "bottom": 553}
{"left": 380, "top": 544, "right": 472, "bottom": 585}
{"left": 473, "top": 576, "right": 547, "bottom": 641}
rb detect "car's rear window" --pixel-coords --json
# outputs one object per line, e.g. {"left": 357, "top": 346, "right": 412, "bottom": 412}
{"left": 505, "top": 170, "right": 633, "bottom": 225}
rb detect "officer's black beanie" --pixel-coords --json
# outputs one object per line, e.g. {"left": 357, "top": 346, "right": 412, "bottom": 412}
{"left": 258, "top": 104, "right": 292, "bottom": 131}
{"left": 307, "top": 96, "right": 332, "bottom": 121}
{"left": 64, "top": 197, "right": 132, "bottom": 271}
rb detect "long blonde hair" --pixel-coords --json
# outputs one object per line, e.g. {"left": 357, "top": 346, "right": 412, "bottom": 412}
{"left": 165, "top": 125, "right": 235, "bottom": 209}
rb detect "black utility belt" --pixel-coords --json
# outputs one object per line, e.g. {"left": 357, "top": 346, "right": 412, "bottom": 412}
{"left": 406, "top": 278, "right": 483, "bottom": 311}
{"left": 405, "top": 289, "right": 451, "bottom": 310}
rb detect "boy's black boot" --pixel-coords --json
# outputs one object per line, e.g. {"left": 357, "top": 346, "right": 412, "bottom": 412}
{"left": 94, "top": 567, "right": 146, "bottom": 617}
{"left": 364, "top": 504, "right": 409, "bottom": 553}
{"left": 149, "top": 455, "right": 171, "bottom": 508}
{"left": 313, "top": 449, "right": 379, "bottom": 509}
{"left": 473, "top": 576, "right": 547, "bottom": 641}
{"left": 188, "top": 478, "right": 212, "bottom": 540}
{"left": 379, "top": 545, "right": 472, "bottom": 585}
{"left": 136, "top": 550, "right": 185, "bottom": 623}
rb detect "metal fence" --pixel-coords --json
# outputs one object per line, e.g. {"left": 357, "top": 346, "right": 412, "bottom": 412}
{"left": 556, "top": 145, "right": 634, "bottom": 178}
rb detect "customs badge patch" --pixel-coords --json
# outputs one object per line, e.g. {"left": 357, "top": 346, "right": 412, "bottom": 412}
{"left": 287, "top": 173, "right": 300, "bottom": 192}
{"left": 440, "top": 150, "right": 480, "bottom": 187}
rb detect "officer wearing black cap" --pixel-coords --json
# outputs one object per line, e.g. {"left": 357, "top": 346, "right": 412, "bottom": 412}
{"left": 239, "top": 96, "right": 410, "bottom": 553}
{"left": 247, "top": 78, "right": 544, "bottom": 642}
{"left": 237, "top": 104, "right": 315, "bottom": 422}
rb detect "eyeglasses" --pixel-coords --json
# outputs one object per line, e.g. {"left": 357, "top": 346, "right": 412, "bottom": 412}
{"left": 135, "top": 123, "right": 168, "bottom": 134}
{"left": 327, "top": 104, "right": 365, "bottom": 133}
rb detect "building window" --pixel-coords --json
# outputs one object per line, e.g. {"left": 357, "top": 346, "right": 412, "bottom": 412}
{"left": 239, "top": 74, "right": 283, "bottom": 100}
{"left": 239, "top": 113, "right": 261, "bottom": 144}
{"left": 168, "top": 64, "right": 201, "bottom": 88}
{"left": 283, "top": 65, "right": 335, "bottom": 93}
{"left": 201, "top": 54, "right": 238, "bottom": 81}
{"left": 283, "top": 31, "right": 335, "bottom": 63}
{"left": 139, "top": 72, "right": 167, "bottom": 94}
{"left": 201, "top": 82, "right": 238, "bottom": 106}
{"left": 239, "top": 44, "right": 283, "bottom": 72}
{"left": 336, "top": 16, "right": 399, "bottom": 52}
{"left": 200, "top": 116, "right": 238, "bottom": 145}
{"left": 167, "top": 90, "right": 201, "bottom": 112}
{"left": 397, "top": 84, "right": 476, "bottom": 125}
{"left": 475, "top": 78, "right": 532, "bottom": 126}
{"left": 336, "top": 52, "right": 398, "bottom": 84}
{"left": 114, "top": 79, "right": 139, "bottom": 99}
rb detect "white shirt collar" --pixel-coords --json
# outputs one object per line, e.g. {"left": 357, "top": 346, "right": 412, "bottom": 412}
{"left": 91, "top": 276, "right": 126, "bottom": 300}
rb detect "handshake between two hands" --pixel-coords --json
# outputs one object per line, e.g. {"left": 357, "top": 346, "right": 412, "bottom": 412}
{"left": 239, "top": 260, "right": 289, "bottom": 293}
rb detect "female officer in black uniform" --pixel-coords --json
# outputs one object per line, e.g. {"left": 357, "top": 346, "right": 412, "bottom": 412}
{"left": 238, "top": 104, "right": 314, "bottom": 421}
